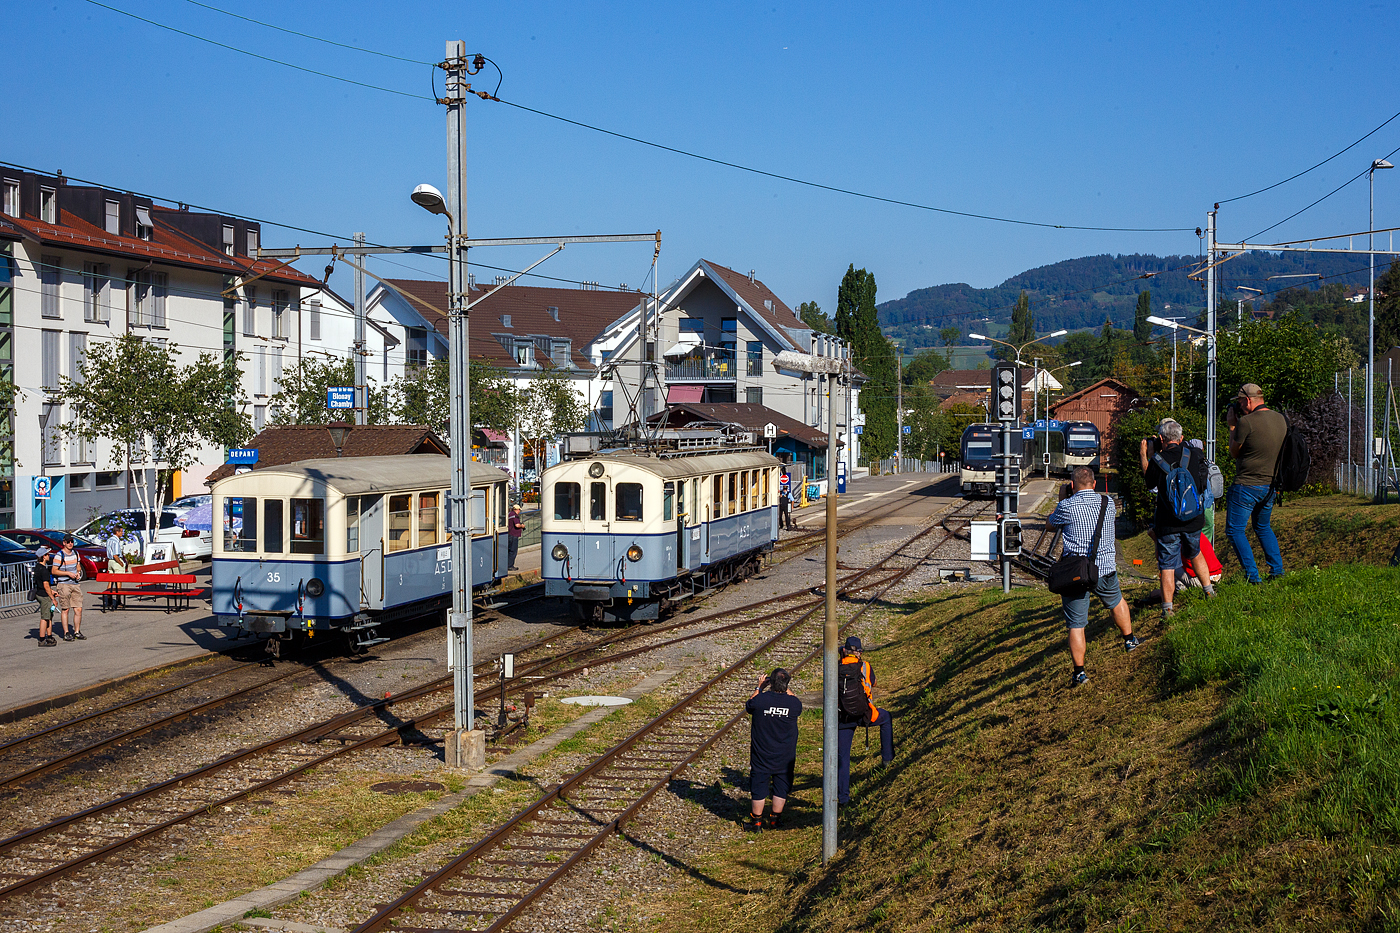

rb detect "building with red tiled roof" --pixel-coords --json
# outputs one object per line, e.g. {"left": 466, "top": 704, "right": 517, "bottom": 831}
{"left": 0, "top": 165, "right": 324, "bottom": 529}
{"left": 203, "top": 425, "right": 448, "bottom": 486}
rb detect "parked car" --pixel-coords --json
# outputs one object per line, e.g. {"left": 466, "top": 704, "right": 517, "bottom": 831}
{"left": 0, "top": 536, "right": 38, "bottom": 566}
{"left": 0, "top": 529, "right": 108, "bottom": 577}
{"left": 168, "top": 494, "right": 212, "bottom": 515}
{"left": 75, "top": 509, "right": 213, "bottom": 560}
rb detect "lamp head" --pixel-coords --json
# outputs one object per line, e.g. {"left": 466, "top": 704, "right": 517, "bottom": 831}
{"left": 1068, "top": 360, "right": 1082, "bottom": 367}
{"left": 967, "top": 333, "right": 986, "bottom": 341}
{"left": 411, "top": 183, "right": 449, "bottom": 216}
{"left": 1373, "top": 159, "right": 1395, "bottom": 171}
{"left": 1048, "top": 329, "right": 1068, "bottom": 338}
{"left": 1145, "top": 315, "right": 1176, "bottom": 328}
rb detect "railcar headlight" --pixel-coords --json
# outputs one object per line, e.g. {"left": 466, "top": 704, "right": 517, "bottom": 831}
{"left": 305, "top": 578, "right": 325, "bottom": 597}
{"left": 626, "top": 544, "right": 643, "bottom": 562}
{"left": 588, "top": 461, "right": 605, "bottom": 478}
{"left": 551, "top": 543, "right": 570, "bottom": 561}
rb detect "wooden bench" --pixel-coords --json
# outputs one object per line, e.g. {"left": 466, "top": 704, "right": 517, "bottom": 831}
{"left": 95, "top": 572, "right": 198, "bottom": 613}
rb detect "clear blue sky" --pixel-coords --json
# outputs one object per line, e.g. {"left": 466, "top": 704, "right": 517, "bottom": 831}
{"left": 10, "top": 1, "right": 1400, "bottom": 313}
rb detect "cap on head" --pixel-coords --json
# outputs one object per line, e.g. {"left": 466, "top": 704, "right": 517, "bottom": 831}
{"left": 62, "top": 535, "right": 75, "bottom": 544}
{"left": 35, "top": 546, "right": 50, "bottom": 559}
{"left": 1235, "top": 383, "right": 1264, "bottom": 401}
{"left": 843, "top": 635, "right": 863, "bottom": 652}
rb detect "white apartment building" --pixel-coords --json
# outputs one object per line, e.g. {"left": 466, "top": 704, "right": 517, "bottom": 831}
{"left": 0, "top": 167, "right": 319, "bottom": 529}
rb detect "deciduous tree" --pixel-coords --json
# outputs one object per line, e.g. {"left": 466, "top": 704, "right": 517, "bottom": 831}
{"left": 269, "top": 356, "right": 391, "bottom": 426}
{"left": 798, "top": 300, "right": 834, "bottom": 335}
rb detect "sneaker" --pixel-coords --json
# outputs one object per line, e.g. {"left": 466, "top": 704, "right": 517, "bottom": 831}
{"left": 1124, "top": 634, "right": 1142, "bottom": 652}
{"left": 764, "top": 814, "right": 783, "bottom": 830}
{"left": 1070, "top": 670, "right": 1089, "bottom": 688}
{"left": 1161, "top": 604, "right": 1175, "bottom": 620}
{"left": 62, "top": 632, "right": 75, "bottom": 642}
{"left": 74, "top": 631, "right": 86, "bottom": 640}
{"left": 741, "top": 814, "right": 764, "bottom": 833}
{"left": 46, "top": 635, "right": 58, "bottom": 646}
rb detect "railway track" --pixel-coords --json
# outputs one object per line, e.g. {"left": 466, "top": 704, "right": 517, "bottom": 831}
{"left": 350, "top": 514, "right": 964, "bottom": 933}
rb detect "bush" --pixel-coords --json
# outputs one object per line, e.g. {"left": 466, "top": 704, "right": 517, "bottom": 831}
{"left": 1112, "top": 404, "right": 1234, "bottom": 527}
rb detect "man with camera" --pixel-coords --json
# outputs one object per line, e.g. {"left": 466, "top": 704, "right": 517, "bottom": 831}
{"left": 744, "top": 667, "right": 802, "bottom": 831}
{"left": 1140, "top": 419, "right": 1217, "bottom": 618}
{"left": 836, "top": 636, "right": 894, "bottom": 804}
{"left": 1226, "top": 384, "right": 1287, "bottom": 583}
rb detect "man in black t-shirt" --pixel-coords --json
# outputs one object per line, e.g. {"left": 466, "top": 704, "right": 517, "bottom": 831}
{"left": 744, "top": 668, "right": 802, "bottom": 830}
{"left": 33, "top": 548, "right": 57, "bottom": 647}
{"left": 1140, "top": 418, "right": 1217, "bottom": 619}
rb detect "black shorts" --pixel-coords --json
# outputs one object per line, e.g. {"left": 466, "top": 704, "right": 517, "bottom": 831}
{"left": 750, "top": 760, "right": 795, "bottom": 801}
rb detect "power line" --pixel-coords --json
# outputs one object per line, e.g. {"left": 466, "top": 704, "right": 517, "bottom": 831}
{"left": 487, "top": 96, "right": 1195, "bottom": 234}
{"left": 1244, "top": 140, "right": 1400, "bottom": 242}
{"left": 80, "top": 0, "right": 432, "bottom": 101}
{"left": 1219, "top": 106, "right": 1400, "bottom": 204}
{"left": 177, "top": 0, "right": 433, "bottom": 65}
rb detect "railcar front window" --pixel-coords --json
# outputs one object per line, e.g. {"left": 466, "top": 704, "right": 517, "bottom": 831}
{"left": 664, "top": 483, "right": 674, "bottom": 521}
{"left": 346, "top": 497, "right": 360, "bottom": 553}
{"left": 965, "top": 440, "right": 994, "bottom": 460}
{"left": 290, "top": 498, "right": 324, "bottom": 555}
{"left": 1068, "top": 434, "right": 1098, "bottom": 449}
{"left": 264, "top": 499, "right": 284, "bottom": 554}
{"left": 555, "top": 482, "right": 581, "bottom": 521}
{"left": 418, "top": 492, "right": 439, "bottom": 546}
{"left": 387, "top": 494, "right": 412, "bottom": 552}
{"left": 615, "top": 483, "right": 643, "bottom": 521}
{"left": 228, "top": 496, "right": 256, "bottom": 552}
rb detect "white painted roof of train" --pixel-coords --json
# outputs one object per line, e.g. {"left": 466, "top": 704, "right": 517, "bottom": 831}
{"left": 556, "top": 448, "right": 780, "bottom": 479}
{"left": 210, "top": 455, "right": 507, "bottom": 496}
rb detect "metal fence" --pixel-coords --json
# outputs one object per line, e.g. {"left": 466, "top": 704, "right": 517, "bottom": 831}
{"left": 0, "top": 562, "right": 35, "bottom": 613}
{"left": 875, "top": 458, "right": 953, "bottom": 474}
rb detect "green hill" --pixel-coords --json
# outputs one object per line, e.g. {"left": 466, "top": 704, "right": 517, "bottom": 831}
{"left": 881, "top": 252, "right": 1371, "bottom": 349}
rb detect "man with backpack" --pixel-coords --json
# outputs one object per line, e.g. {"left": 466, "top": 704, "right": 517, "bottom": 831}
{"left": 32, "top": 547, "right": 58, "bottom": 647}
{"left": 1226, "top": 384, "right": 1288, "bottom": 583}
{"left": 1140, "top": 419, "right": 1217, "bottom": 618}
{"left": 836, "top": 635, "right": 893, "bottom": 806}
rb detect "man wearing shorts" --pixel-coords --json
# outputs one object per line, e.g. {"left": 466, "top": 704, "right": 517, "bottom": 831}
{"left": 744, "top": 667, "right": 802, "bottom": 831}
{"left": 34, "top": 547, "right": 58, "bottom": 646}
{"left": 1141, "top": 418, "right": 1216, "bottom": 617}
{"left": 1046, "top": 467, "right": 1139, "bottom": 688}
{"left": 52, "top": 535, "right": 85, "bottom": 641}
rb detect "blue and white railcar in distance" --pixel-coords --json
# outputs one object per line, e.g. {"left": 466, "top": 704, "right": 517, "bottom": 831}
{"left": 542, "top": 447, "right": 780, "bottom": 622}
{"left": 960, "top": 422, "right": 1029, "bottom": 497}
{"left": 1029, "top": 420, "right": 1102, "bottom": 475}
{"left": 211, "top": 455, "right": 509, "bottom": 652}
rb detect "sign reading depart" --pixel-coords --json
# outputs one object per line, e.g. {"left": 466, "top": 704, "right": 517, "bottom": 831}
{"left": 227, "top": 449, "right": 260, "bottom": 465}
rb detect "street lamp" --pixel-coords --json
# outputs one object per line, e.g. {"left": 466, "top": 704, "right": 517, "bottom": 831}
{"left": 967, "top": 329, "right": 1068, "bottom": 365}
{"left": 1236, "top": 286, "right": 1262, "bottom": 322}
{"left": 1369, "top": 158, "right": 1394, "bottom": 497}
{"left": 1148, "top": 314, "right": 1219, "bottom": 458}
{"left": 326, "top": 421, "right": 352, "bottom": 458}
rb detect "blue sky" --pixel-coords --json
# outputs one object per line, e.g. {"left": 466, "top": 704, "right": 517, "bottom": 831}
{"left": 10, "top": 1, "right": 1400, "bottom": 313}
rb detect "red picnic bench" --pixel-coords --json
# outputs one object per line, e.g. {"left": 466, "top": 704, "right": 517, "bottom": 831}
{"left": 96, "top": 564, "right": 200, "bottom": 613}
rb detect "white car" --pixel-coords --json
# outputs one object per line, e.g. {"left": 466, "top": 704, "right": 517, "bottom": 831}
{"left": 76, "top": 508, "right": 213, "bottom": 561}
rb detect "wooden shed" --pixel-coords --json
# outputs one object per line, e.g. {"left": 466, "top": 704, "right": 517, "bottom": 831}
{"left": 1048, "top": 378, "right": 1140, "bottom": 467}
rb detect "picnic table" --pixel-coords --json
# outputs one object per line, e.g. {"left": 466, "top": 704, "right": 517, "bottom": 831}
{"left": 96, "top": 562, "right": 202, "bottom": 613}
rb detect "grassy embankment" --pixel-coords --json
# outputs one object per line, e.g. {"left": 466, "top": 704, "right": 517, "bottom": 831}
{"left": 638, "top": 496, "right": 1400, "bottom": 932}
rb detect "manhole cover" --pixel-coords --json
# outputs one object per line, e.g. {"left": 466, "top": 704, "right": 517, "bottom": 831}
{"left": 370, "top": 781, "right": 446, "bottom": 795}
{"left": 560, "top": 695, "right": 632, "bottom": 707}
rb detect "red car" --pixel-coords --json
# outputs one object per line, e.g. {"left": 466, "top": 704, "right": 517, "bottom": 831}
{"left": 0, "top": 529, "right": 109, "bottom": 577}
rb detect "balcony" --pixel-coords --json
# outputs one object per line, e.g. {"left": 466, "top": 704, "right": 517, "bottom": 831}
{"left": 664, "top": 350, "right": 736, "bottom": 382}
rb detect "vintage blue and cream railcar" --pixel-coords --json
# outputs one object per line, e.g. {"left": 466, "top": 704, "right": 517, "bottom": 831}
{"left": 960, "top": 422, "right": 1029, "bottom": 497}
{"left": 211, "top": 455, "right": 509, "bottom": 651}
{"left": 541, "top": 447, "right": 780, "bottom": 622}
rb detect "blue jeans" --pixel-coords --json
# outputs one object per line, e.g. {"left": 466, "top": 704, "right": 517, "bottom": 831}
{"left": 837, "top": 709, "right": 894, "bottom": 804}
{"left": 1225, "top": 484, "right": 1283, "bottom": 582}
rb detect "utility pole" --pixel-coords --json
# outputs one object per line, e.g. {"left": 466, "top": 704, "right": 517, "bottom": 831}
{"left": 353, "top": 232, "right": 367, "bottom": 426}
{"left": 1170, "top": 322, "right": 1178, "bottom": 411}
{"left": 844, "top": 340, "right": 853, "bottom": 480}
{"left": 822, "top": 354, "right": 838, "bottom": 864}
{"left": 1205, "top": 207, "right": 1218, "bottom": 464}
{"left": 895, "top": 348, "right": 903, "bottom": 468}
{"left": 442, "top": 40, "right": 478, "bottom": 769}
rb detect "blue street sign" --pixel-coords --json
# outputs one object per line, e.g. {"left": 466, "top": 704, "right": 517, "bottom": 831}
{"left": 1034, "top": 419, "right": 1048, "bottom": 429}
{"left": 327, "top": 387, "right": 356, "bottom": 409}
{"left": 902, "top": 425, "right": 912, "bottom": 434}
{"left": 228, "top": 448, "right": 260, "bottom": 465}
{"left": 854, "top": 425, "right": 863, "bottom": 435}
{"left": 1049, "top": 419, "right": 1064, "bottom": 429}
{"left": 1022, "top": 427, "right": 1035, "bottom": 439}
{"left": 32, "top": 476, "right": 51, "bottom": 500}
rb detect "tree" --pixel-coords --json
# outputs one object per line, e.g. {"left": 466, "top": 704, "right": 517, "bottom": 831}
{"left": 837, "top": 265, "right": 897, "bottom": 459}
{"left": 517, "top": 367, "right": 588, "bottom": 475}
{"left": 56, "top": 334, "right": 250, "bottom": 533}
{"left": 391, "top": 358, "right": 520, "bottom": 437}
{"left": 798, "top": 300, "right": 835, "bottom": 335}
{"left": 1375, "top": 260, "right": 1400, "bottom": 352}
{"left": 903, "top": 348, "right": 950, "bottom": 386}
{"left": 940, "top": 326, "right": 961, "bottom": 347}
{"left": 998, "top": 292, "right": 1035, "bottom": 360}
{"left": 1208, "top": 312, "right": 1351, "bottom": 413}
{"left": 1134, "top": 290, "right": 1152, "bottom": 344}
{"left": 269, "top": 356, "right": 391, "bottom": 426}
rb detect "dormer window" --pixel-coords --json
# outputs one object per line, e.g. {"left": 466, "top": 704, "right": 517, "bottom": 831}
{"left": 514, "top": 340, "right": 533, "bottom": 366}
{"left": 1, "top": 180, "right": 18, "bottom": 217}
{"left": 500, "top": 314, "right": 511, "bottom": 328}
{"left": 551, "top": 338, "right": 571, "bottom": 366}
{"left": 223, "top": 224, "right": 235, "bottom": 255}
{"left": 40, "top": 187, "right": 56, "bottom": 223}
{"left": 247, "top": 228, "right": 259, "bottom": 256}
{"left": 135, "top": 206, "right": 154, "bottom": 240}
{"left": 104, "top": 200, "right": 120, "bottom": 235}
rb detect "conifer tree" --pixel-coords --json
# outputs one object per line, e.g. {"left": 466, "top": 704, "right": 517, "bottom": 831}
{"left": 1134, "top": 290, "right": 1153, "bottom": 344}
{"left": 836, "top": 264, "right": 897, "bottom": 459}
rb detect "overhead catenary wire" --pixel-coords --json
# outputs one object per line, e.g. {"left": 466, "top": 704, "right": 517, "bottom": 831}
{"left": 1219, "top": 106, "right": 1400, "bottom": 204}
{"left": 177, "top": 0, "right": 434, "bottom": 65}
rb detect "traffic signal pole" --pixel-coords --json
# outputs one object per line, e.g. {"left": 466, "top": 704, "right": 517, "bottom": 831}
{"left": 992, "top": 361, "right": 1022, "bottom": 594}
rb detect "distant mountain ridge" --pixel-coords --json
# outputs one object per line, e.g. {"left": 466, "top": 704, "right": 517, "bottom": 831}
{"left": 879, "top": 252, "right": 1371, "bottom": 345}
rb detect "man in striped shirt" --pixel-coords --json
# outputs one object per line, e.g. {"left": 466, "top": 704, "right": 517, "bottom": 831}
{"left": 1046, "top": 467, "right": 1139, "bottom": 688}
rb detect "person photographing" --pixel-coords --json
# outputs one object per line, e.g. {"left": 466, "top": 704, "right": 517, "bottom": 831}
{"left": 744, "top": 667, "right": 802, "bottom": 831}
{"left": 1140, "top": 418, "right": 1217, "bottom": 618}
{"left": 836, "top": 636, "right": 894, "bottom": 805}
{"left": 1226, "top": 383, "right": 1287, "bottom": 583}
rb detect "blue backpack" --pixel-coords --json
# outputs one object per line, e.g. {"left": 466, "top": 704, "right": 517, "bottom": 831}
{"left": 1153, "top": 447, "right": 1203, "bottom": 522}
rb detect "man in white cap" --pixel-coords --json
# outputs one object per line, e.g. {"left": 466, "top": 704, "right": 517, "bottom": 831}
{"left": 1226, "top": 383, "right": 1287, "bottom": 583}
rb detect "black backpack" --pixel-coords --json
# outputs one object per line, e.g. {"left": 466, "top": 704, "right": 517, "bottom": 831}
{"left": 837, "top": 663, "right": 869, "bottom": 721}
{"left": 1273, "top": 413, "right": 1311, "bottom": 493}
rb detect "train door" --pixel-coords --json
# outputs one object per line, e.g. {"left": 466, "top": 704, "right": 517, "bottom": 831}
{"left": 671, "top": 481, "right": 687, "bottom": 572}
{"left": 583, "top": 479, "right": 613, "bottom": 578}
